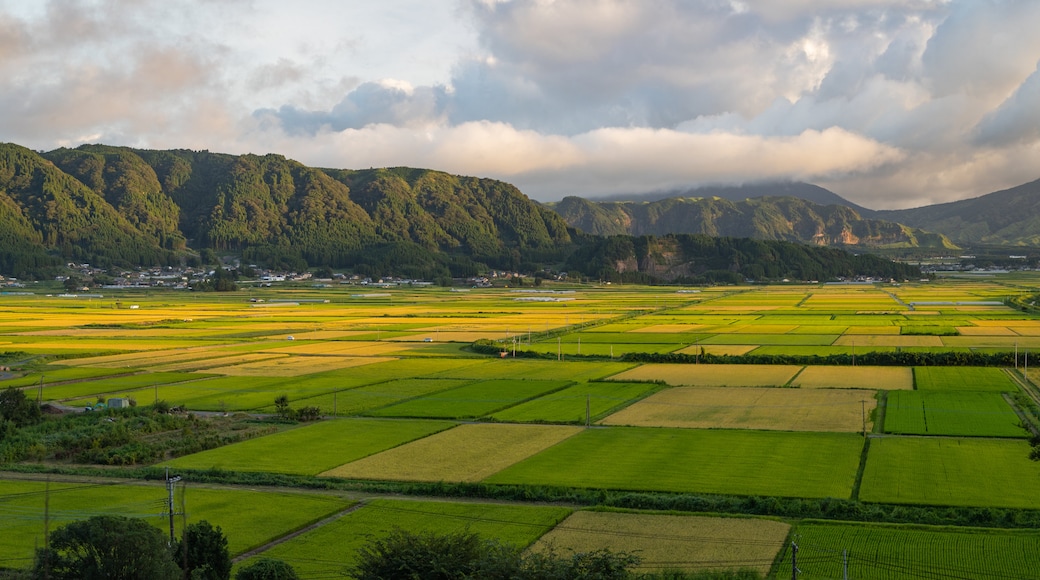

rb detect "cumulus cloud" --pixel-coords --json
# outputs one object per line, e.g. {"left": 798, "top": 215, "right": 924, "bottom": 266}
{"left": 4, "top": 0, "right": 1040, "bottom": 209}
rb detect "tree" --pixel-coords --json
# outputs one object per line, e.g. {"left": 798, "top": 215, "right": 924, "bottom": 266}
{"left": 349, "top": 529, "right": 638, "bottom": 580}
{"left": 234, "top": 558, "right": 299, "bottom": 580}
{"left": 177, "top": 520, "right": 232, "bottom": 580}
{"left": 31, "top": 515, "right": 180, "bottom": 580}
{"left": 0, "top": 386, "right": 41, "bottom": 427}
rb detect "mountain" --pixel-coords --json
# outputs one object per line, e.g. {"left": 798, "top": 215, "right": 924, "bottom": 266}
{"left": 0, "top": 142, "right": 920, "bottom": 282}
{"left": 589, "top": 181, "right": 874, "bottom": 214}
{"left": 0, "top": 143, "right": 573, "bottom": 277}
{"left": 878, "top": 178, "right": 1040, "bottom": 246}
{"left": 550, "top": 195, "right": 955, "bottom": 249}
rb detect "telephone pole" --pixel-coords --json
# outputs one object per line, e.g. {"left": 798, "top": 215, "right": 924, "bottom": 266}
{"left": 790, "top": 540, "right": 798, "bottom": 580}
{"left": 165, "top": 468, "right": 182, "bottom": 545}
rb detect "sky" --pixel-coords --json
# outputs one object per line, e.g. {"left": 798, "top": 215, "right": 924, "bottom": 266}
{"left": 2, "top": 0, "right": 1040, "bottom": 209}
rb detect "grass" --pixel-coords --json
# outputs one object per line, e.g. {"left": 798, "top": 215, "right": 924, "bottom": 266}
{"left": 364, "top": 379, "right": 573, "bottom": 419}
{"left": 164, "top": 418, "right": 455, "bottom": 475}
{"left": 0, "top": 478, "right": 352, "bottom": 561}
{"left": 0, "top": 366, "right": 132, "bottom": 388}
{"left": 608, "top": 364, "right": 802, "bottom": 387}
{"left": 600, "top": 387, "right": 877, "bottom": 432}
{"left": 248, "top": 499, "right": 572, "bottom": 579}
{"left": 774, "top": 521, "right": 1040, "bottom": 580}
{"left": 860, "top": 437, "right": 1040, "bottom": 508}
{"left": 531, "top": 510, "right": 790, "bottom": 576}
{"left": 485, "top": 427, "right": 864, "bottom": 499}
{"left": 321, "top": 423, "right": 582, "bottom": 482}
{"left": 913, "top": 367, "right": 1019, "bottom": 392}
{"left": 490, "top": 381, "right": 660, "bottom": 424}
{"left": 280, "top": 378, "right": 474, "bottom": 415}
{"left": 883, "top": 391, "right": 1027, "bottom": 437}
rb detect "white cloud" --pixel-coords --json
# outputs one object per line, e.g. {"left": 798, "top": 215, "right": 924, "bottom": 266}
{"left": 3, "top": 0, "right": 1040, "bottom": 210}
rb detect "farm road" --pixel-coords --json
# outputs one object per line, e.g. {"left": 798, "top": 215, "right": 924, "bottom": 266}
{"left": 232, "top": 501, "right": 367, "bottom": 563}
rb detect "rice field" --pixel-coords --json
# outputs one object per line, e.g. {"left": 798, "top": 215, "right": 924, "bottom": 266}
{"left": 164, "top": 418, "right": 455, "bottom": 475}
{"left": 0, "top": 477, "right": 352, "bottom": 562}
{"left": 247, "top": 499, "right": 571, "bottom": 579}
{"left": 364, "top": 378, "right": 572, "bottom": 419}
{"left": 600, "top": 387, "right": 876, "bottom": 432}
{"left": 860, "top": 437, "right": 1040, "bottom": 508}
{"left": 882, "top": 391, "right": 1026, "bottom": 437}
{"left": 320, "top": 423, "right": 583, "bottom": 482}
{"left": 791, "top": 366, "right": 913, "bottom": 390}
{"left": 608, "top": 364, "right": 802, "bottom": 387}
{"left": 490, "top": 381, "right": 659, "bottom": 423}
{"left": 775, "top": 521, "right": 1040, "bottom": 580}
{"left": 485, "top": 427, "right": 864, "bottom": 499}
{"left": 913, "top": 367, "right": 1019, "bottom": 392}
{"left": 531, "top": 510, "right": 790, "bottom": 575}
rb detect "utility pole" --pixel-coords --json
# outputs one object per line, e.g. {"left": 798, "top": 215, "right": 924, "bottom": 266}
{"left": 43, "top": 477, "right": 50, "bottom": 580}
{"left": 165, "top": 467, "right": 182, "bottom": 545}
{"left": 333, "top": 391, "right": 337, "bottom": 417}
{"left": 557, "top": 337, "right": 561, "bottom": 361}
{"left": 790, "top": 540, "right": 798, "bottom": 580}
{"left": 38, "top": 375, "right": 44, "bottom": 405}
{"left": 843, "top": 549, "right": 849, "bottom": 580}
{"left": 861, "top": 399, "right": 867, "bottom": 437}
{"left": 1016, "top": 342, "right": 1019, "bottom": 369}
{"left": 586, "top": 394, "right": 591, "bottom": 427}
{"left": 577, "top": 337, "right": 581, "bottom": 355}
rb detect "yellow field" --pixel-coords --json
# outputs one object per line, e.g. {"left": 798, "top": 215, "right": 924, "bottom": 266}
{"left": 956, "top": 326, "right": 1017, "bottom": 336}
{"left": 608, "top": 364, "right": 801, "bottom": 387}
{"left": 54, "top": 345, "right": 254, "bottom": 368}
{"left": 320, "top": 423, "right": 582, "bottom": 482}
{"left": 791, "top": 366, "right": 913, "bottom": 390}
{"left": 272, "top": 330, "right": 370, "bottom": 340}
{"left": 843, "top": 326, "right": 902, "bottom": 335}
{"left": 833, "top": 335, "right": 944, "bottom": 347}
{"left": 1009, "top": 326, "right": 1040, "bottom": 337}
{"left": 531, "top": 511, "right": 790, "bottom": 575}
{"left": 151, "top": 353, "right": 287, "bottom": 372}
{"left": 210, "top": 355, "right": 394, "bottom": 376}
{"left": 728, "top": 325, "right": 799, "bottom": 334}
{"left": 600, "top": 387, "right": 875, "bottom": 432}
{"left": 390, "top": 331, "right": 506, "bottom": 342}
{"left": 263, "top": 341, "right": 409, "bottom": 356}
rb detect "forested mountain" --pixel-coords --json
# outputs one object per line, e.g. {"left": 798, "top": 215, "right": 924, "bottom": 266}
{"left": 878, "top": 178, "right": 1040, "bottom": 246}
{"left": 550, "top": 195, "right": 955, "bottom": 249}
{"left": 0, "top": 142, "right": 919, "bottom": 282}
{"left": 0, "top": 144, "right": 572, "bottom": 277}
{"left": 589, "top": 181, "right": 873, "bottom": 214}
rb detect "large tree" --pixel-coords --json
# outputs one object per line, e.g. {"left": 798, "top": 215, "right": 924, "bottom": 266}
{"left": 31, "top": 515, "right": 180, "bottom": 580}
{"left": 176, "top": 520, "right": 232, "bottom": 580}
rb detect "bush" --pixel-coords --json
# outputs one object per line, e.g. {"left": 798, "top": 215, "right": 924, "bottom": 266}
{"left": 350, "top": 529, "right": 638, "bottom": 580}
{"left": 234, "top": 558, "right": 298, "bottom": 580}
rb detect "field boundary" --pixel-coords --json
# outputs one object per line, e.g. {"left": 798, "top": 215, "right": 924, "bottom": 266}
{"left": 232, "top": 501, "right": 367, "bottom": 563}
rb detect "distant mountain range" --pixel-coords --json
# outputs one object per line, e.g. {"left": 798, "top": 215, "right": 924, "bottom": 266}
{"left": 550, "top": 178, "right": 1040, "bottom": 249}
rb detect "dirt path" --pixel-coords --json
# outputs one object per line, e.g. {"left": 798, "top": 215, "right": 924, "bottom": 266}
{"left": 232, "top": 501, "right": 368, "bottom": 564}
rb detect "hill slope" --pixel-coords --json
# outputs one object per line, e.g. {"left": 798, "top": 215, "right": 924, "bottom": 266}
{"left": 550, "top": 195, "right": 954, "bottom": 249}
{"left": 878, "top": 178, "right": 1040, "bottom": 246}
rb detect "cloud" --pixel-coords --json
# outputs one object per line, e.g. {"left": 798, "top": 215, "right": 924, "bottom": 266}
{"left": 3, "top": 0, "right": 1040, "bottom": 211}
{"left": 973, "top": 62, "right": 1040, "bottom": 147}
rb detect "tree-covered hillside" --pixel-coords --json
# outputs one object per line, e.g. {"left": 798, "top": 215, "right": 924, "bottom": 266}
{"left": 551, "top": 195, "right": 955, "bottom": 249}
{"left": 0, "top": 143, "right": 919, "bottom": 282}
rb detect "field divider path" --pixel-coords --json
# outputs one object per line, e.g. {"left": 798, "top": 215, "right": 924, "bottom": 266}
{"left": 232, "top": 500, "right": 368, "bottom": 564}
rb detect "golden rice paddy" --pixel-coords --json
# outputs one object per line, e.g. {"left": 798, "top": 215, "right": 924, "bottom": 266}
{"left": 210, "top": 355, "right": 395, "bottom": 376}
{"left": 791, "top": 366, "right": 913, "bottom": 390}
{"left": 600, "top": 386, "right": 876, "bottom": 432}
{"left": 530, "top": 511, "right": 790, "bottom": 575}
{"left": 320, "top": 423, "right": 582, "bottom": 482}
